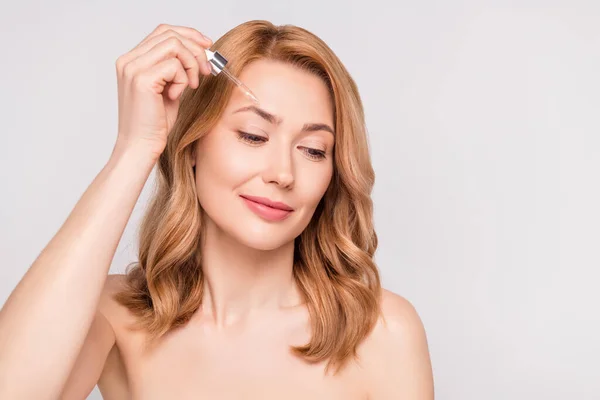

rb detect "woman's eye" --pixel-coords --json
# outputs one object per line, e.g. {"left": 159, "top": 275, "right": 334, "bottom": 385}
{"left": 237, "top": 131, "right": 326, "bottom": 160}
{"left": 301, "top": 147, "right": 327, "bottom": 161}
{"left": 237, "top": 131, "right": 267, "bottom": 144}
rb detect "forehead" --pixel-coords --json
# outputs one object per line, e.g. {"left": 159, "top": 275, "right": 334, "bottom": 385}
{"left": 225, "top": 59, "right": 334, "bottom": 126}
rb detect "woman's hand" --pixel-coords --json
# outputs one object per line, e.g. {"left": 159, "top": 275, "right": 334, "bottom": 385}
{"left": 114, "top": 23, "right": 213, "bottom": 159}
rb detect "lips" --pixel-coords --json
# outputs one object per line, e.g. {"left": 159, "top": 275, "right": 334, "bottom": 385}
{"left": 240, "top": 195, "right": 294, "bottom": 211}
{"left": 240, "top": 195, "right": 294, "bottom": 221}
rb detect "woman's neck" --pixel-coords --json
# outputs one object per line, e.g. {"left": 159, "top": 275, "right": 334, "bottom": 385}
{"left": 197, "top": 219, "right": 302, "bottom": 329}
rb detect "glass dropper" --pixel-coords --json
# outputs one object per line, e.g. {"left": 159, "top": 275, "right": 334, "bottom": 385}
{"left": 204, "top": 49, "right": 260, "bottom": 104}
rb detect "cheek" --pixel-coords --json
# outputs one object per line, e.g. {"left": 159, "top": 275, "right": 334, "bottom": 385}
{"left": 195, "top": 133, "right": 259, "bottom": 191}
{"left": 297, "top": 162, "right": 333, "bottom": 209}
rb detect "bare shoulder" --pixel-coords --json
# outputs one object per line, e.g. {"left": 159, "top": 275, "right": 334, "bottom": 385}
{"left": 97, "top": 274, "right": 132, "bottom": 330}
{"left": 358, "top": 289, "right": 434, "bottom": 399}
{"left": 102, "top": 273, "right": 127, "bottom": 296}
{"left": 99, "top": 274, "right": 127, "bottom": 308}
{"left": 379, "top": 289, "right": 425, "bottom": 331}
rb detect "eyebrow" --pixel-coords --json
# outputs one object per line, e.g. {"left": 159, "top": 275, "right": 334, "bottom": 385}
{"left": 233, "top": 105, "right": 335, "bottom": 135}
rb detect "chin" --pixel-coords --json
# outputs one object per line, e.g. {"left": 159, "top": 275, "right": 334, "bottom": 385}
{"left": 200, "top": 210, "right": 298, "bottom": 251}
{"left": 225, "top": 214, "right": 315, "bottom": 251}
{"left": 236, "top": 234, "right": 292, "bottom": 251}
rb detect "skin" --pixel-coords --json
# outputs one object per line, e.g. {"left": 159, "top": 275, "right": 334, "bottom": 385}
{"left": 191, "top": 58, "right": 335, "bottom": 322}
{"left": 95, "top": 60, "right": 433, "bottom": 399}
{"left": 0, "top": 24, "right": 433, "bottom": 400}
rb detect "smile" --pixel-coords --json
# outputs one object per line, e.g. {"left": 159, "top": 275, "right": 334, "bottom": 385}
{"left": 240, "top": 195, "right": 294, "bottom": 222}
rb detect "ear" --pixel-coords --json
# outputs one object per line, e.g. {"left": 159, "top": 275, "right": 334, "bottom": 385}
{"left": 190, "top": 145, "right": 196, "bottom": 168}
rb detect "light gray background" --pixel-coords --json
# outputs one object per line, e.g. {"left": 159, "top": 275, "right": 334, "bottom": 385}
{"left": 1, "top": 1, "right": 598, "bottom": 399}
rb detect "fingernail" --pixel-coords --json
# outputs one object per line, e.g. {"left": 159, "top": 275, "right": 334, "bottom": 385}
{"left": 203, "top": 34, "right": 212, "bottom": 43}
{"left": 206, "top": 61, "right": 213, "bottom": 74}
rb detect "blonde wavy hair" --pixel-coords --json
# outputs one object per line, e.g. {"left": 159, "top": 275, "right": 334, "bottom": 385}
{"left": 115, "top": 20, "right": 382, "bottom": 374}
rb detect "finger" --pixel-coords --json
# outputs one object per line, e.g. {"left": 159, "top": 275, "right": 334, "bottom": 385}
{"left": 125, "top": 37, "right": 201, "bottom": 89}
{"left": 142, "top": 31, "right": 211, "bottom": 75}
{"left": 136, "top": 58, "right": 189, "bottom": 100}
{"left": 141, "top": 24, "right": 211, "bottom": 50}
{"left": 120, "top": 29, "right": 211, "bottom": 77}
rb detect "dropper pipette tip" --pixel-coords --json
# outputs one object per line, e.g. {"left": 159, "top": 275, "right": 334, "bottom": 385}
{"left": 221, "top": 68, "right": 260, "bottom": 105}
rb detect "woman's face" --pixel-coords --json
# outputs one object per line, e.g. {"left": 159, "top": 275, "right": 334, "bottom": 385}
{"left": 193, "top": 59, "right": 335, "bottom": 250}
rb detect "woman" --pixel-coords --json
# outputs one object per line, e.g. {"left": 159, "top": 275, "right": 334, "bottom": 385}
{"left": 0, "top": 20, "right": 434, "bottom": 399}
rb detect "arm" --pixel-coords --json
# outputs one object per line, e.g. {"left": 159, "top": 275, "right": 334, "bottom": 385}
{"left": 0, "top": 23, "right": 212, "bottom": 399}
{"left": 59, "top": 274, "right": 125, "bottom": 400}
{"left": 0, "top": 148, "right": 156, "bottom": 399}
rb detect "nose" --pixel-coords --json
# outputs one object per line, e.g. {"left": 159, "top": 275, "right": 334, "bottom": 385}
{"left": 262, "top": 147, "right": 295, "bottom": 189}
